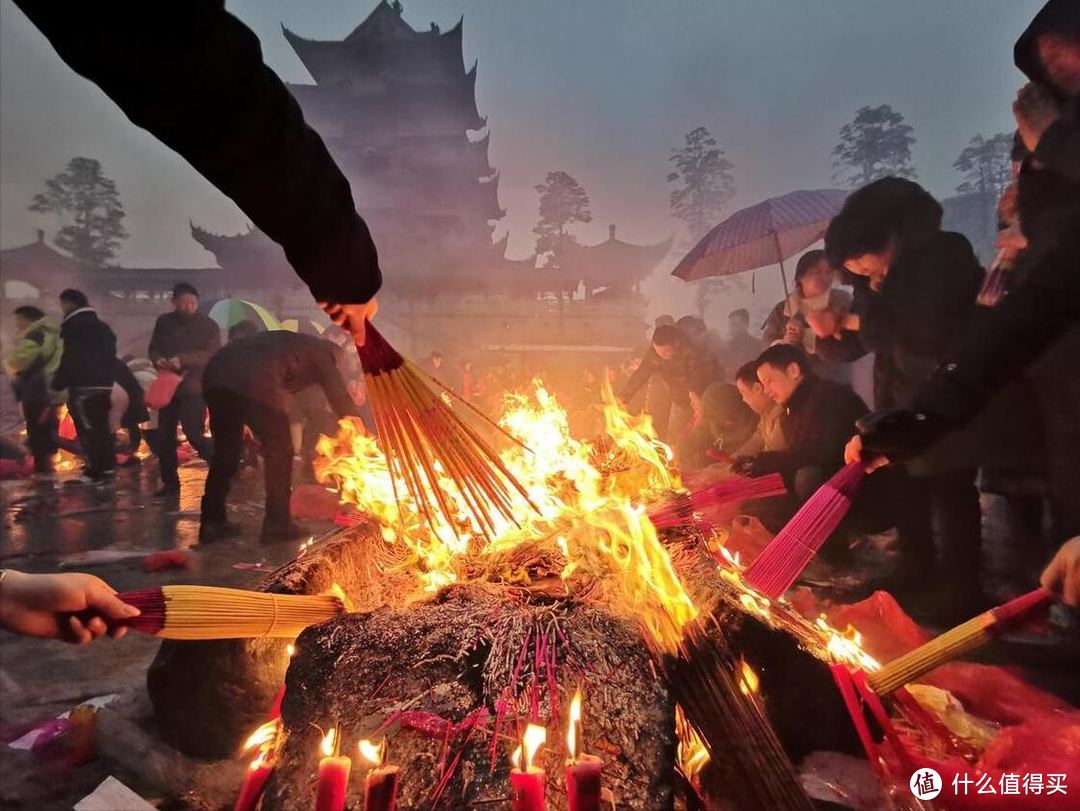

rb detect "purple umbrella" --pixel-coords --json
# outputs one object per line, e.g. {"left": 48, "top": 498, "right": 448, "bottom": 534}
{"left": 672, "top": 188, "right": 849, "bottom": 295}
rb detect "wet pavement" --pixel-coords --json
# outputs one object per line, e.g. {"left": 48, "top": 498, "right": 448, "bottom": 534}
{"left": 0, "top": 458, "right": 335, "bottom": 809}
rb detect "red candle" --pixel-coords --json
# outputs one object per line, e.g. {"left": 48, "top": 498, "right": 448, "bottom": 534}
{"left": 510, "top": 723, "right": 547, "bottom": 811}
{"left": 565, "top": 689, "right": 604, "bottom": 811}
{"left": 234, "top": 718, "right": 283, "bottom": 811}
{"left": 359, "top": 739, "right": 399, "bottom": 811}
{"left": 315, "top": 728, "right": 352, "bottom": 811}
{"left": 234, "top": 756, "right": 273, "bottom": 811}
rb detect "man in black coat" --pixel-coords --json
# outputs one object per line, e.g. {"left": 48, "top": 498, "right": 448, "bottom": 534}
{"left": 12, "top": 0, "right": 381, "bottom": 344}
{"left": 816, "top": 179, "right": 987, "bottom": 620}
{"left": 148, "top": 283, "right": 220, "bottom": 498}
{"left": 51, "top": 290, "right": 117, "bottom": 483}
{"left": 199, "top": 331, "right": 361, "bottom": 543}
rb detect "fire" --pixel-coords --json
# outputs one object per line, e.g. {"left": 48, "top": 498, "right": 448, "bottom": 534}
{"left": 566, "top": 688, "right": 583, "bottom": 760}
{"left": 512, "top": 723, "right": 546, "bottom": 772}
{"left": 320, "top": 727, "right": 338, "bottom": 758}
{"left": 815, "top": 617, "right": 880, "bottom": 672}
{"left": 358, "top": 738, "right": 386, "bottom": 768}
{"left": 316, "top": 378, "right": 697, "bottom": 651}
{"left": 738, "top": 658, "right": 760, "bottom": 697}
{"left": 675, "top": 705, "right": 709, "bottom": 780}
{"left": 241, "top": 718, "right": 283, "bottom": 770}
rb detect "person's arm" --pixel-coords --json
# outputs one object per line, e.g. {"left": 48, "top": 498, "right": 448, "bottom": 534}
{"left": 760, "top": 303, "right": 786, "bottom": 346}
{"left": 147, "top": 316, "right": 166, "bottom": 365}
{"left": 619, "top": 354, "right": 654, "bottom": 403}
{"left": 314, "top": 352, "right": 360, "bottom": 420}
{"left": 3, "top": 334, "right": 42, "bottom": 374}
{"left": 0, "top": 570, "right": 140, "bottom": 643}
{"left": 13, "top": 0, "right": 381, "bottom": 307}
{"left": 1034, "top": 118, "right": 1080, "bottom": 184}
{"left": 50, "top": 329, "right": 70, "bottom": 391}
{"left": 814, "top": 329, "right": 867, "bottom": 363}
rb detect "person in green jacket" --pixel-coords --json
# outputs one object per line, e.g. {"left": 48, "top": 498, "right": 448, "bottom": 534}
{"left": 4, "top": 306, "right": 62, "bottom": 475}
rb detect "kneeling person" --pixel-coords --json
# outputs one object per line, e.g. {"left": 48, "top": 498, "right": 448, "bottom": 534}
{"left": 199, "top": 331, "right": 361, "bottom": 543}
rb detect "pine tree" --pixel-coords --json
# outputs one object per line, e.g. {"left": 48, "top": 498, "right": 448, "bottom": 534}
{"left": 953, "top": 132, "right": 1013, "bottom": 197}
{"left": 29, "top": 157, "right": 127, "bottom": 266}
{"left": 831, "top": 105, "right": 917, "bottom": 187}
{"left": 533, "top": 170, "right": 592, "bottom": 267}
{"left": 667, "top": 126, "right": 736, "bottom": 240}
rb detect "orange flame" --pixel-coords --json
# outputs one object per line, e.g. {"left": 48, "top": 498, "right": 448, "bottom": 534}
{"left": 512, "top": 723, "right": 546, "bottom": 772}
{"left": 316, "top": 378, "right": 697, "bottom": 651}
{"left": 738, "top": 658, "right": 760, "bottom": 697}
{"left": 241, "top": 718, "right": 283, "bottom": 770}
{"left": 566, "top": 688, "right": 583, "bottom": 760}
{"left": 358, "top": 738, "right": 386, "bottom": 768}
{"left": 675, "top": 705, "right": 709, "bottom": 780}
{"left": 320, "top": 727, "right": 338, "bottom": 758}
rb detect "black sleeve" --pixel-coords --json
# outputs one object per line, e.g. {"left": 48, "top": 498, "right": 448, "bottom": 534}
{"left": 147, "top": 316, "right": 166, "bottom": 363}
{"left": 50, "top": 327, "right": 70, "bottom": 391}
{"left": 913, "top": 234, "right": 1080, "bottom": 429}
{"left": 314, "top": 351, "right": 359, "bottom": 420}
{"left": 14, "top": 0, "right": 381, "bottom": 304}
{"left": 1035, "top": 118, "right": 1080, "bottom": 185}
{"left": 815, "top": 330, "right": 867, "bottom": 363}
{"left": 620, "top": 353, "right": 655, "bottom": 403}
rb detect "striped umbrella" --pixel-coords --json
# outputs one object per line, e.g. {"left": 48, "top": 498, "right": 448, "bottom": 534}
{"left": 672, "top": 189, "right": 849, "bottom": 295}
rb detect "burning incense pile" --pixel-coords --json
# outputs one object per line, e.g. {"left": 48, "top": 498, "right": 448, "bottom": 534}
{"left": 115, "top": 585, "right": 348, "bottom": 640}
{"left": 355, "top": 321, "right": 538, "bottom": 540}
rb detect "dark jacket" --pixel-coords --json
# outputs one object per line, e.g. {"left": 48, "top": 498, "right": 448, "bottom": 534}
{"left": 204, "top": 332, "right": 359, "bottom": 420}
{"left": 909, "top": 1, "right": 1080, "bottom": 431}
{"left": 51, "top": 308, "right": 117, "bottom": 391}
{"left": 817, "top": 231, "right": 983, "bottom": 409}
{"left": 148, "top": 311, "right": 221, "bottom": 396}
{"left": 113, "top": 358, "right": 148, "bottom": 426}
{"left": 621, "top": 345, "right": 724, "bottom": 409}
{"left": 14, "top": 0, "right": 381, "bottom": 304}
{"left": 749, "top": 374, "right": 868, "bottom": 485}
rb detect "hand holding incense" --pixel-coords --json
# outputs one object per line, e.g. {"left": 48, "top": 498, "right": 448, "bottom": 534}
{"left": 359, "top": 738, "right": 398, "bottom": 811}
{"left": 565, "top": 690, "right": 603, "bottom": 811}
{"left": 511, "top": 723, "right": 547, "bottom": 811}
{"left": 868, "top": 587, "right": 1056, "bottom": 695}
{"left": 315, "top": 728, "right": 351, "bottom": 811}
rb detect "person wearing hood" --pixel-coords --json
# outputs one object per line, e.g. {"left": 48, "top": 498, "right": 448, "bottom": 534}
{"left": 51, "top": 290, "right": 118, "bottom": 483}
{"left": 4, "top": 306, "right": 62, "bottom": 476}
{"left": 147, "top": 283, "right": 220, "bottom": 499}
{"left": 817, "top": 178, "right": 986, "bottom": 622}
{"left": 849, "top": 1, "right": 1080, "bottom": 560}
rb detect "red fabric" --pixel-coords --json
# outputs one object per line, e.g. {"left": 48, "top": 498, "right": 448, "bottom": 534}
{"left": 827, "top": 590, "right": 931, "bottom": 664}
{"left": 58, "top": 413, "right": 77, "bottom": 441}
{"left": 145, "top": 370, "right": 183, "bottom": 410}
{"left": 141, "top": 550, "right": 192, "bottom": 572}
{"left": 289, "top": 484, "right": 341, "bottom": 521}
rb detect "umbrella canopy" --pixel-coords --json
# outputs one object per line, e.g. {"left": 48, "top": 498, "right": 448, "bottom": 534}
{"left": 207, "top": 298, "right": 283, "bottom": 332}
{"left": 672, "top": 189, "right": 849, "bottom": 292}
{"left": 280, "top": 318, "right": 328, "bottom": 335}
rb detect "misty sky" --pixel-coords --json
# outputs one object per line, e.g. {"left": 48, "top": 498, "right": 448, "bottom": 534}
{"left": 0, "top": 0, "right": 1043, "bottom": 312}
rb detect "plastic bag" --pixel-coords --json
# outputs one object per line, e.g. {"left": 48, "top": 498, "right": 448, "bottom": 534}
{"left": 144, "top": 370, "right": 183, "bottom": 410}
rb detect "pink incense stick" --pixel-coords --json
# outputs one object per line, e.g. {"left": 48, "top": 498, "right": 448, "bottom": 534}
{"left": 743, "top": 463, "right": 865, "bottom": 599}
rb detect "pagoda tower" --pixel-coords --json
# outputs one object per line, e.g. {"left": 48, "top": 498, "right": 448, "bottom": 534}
{"left": 280, "top": 0, "right": 505, "bottom": 288}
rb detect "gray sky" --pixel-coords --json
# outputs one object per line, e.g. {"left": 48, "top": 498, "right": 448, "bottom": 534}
{"left": 0, "top": 0, "right": 1042, "bottom": 311}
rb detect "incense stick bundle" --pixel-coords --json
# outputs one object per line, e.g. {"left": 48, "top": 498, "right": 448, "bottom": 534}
{"left": 647, "top": 473, "right": 787, "bottom": 530}
{"left": 867, "top": 587, "right": 1055, "bottom": 695}
{"left": 743, "top": 463, "right": 865, "bottom": 599}
{"left": 114, "top": 585, "right": 347, "bottom": 640}
{"left": 357, "top": 321, "right": 536, "bottom": 539}
{"left": 667, "top": 627, "right": 815, "bottom": 811}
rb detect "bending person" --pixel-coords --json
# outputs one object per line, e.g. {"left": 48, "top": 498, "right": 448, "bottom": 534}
{"left": 199, "top": 331, "right": 362, "bottom": 543}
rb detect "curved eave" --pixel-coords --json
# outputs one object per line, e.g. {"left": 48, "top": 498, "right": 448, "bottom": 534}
{"left": 439, "top": 16, "right": 465, "bottom": 70}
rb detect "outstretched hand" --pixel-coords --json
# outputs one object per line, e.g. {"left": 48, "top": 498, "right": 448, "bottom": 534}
{"left": 319, "top": 298, "right": 379, "bottom": 347}
{"left": 1041, "top": 537, "right": 1080, "bottom": 607}
{"left": 0, "top": 571, "right": 140, "bottom": 644}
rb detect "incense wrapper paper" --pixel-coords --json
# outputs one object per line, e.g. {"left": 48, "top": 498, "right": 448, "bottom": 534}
{"left": 364, "top": 765, "right": 399, "bottom": 811}
{"left": 566, "top": 754, "right": 603, "bottom": 811}
{"left": 511, "top": 766, "right": 546, "bottom": 811}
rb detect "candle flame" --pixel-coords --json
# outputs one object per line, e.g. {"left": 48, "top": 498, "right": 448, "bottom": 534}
{"left": 241, "top": 718, "right": 282, "bottom": 770}
{"left": 566, "top": 688, "right": 583, "bottom": 760}
{"left": 321, "top": 727, "right": 337, "bottom": 758}
{"left": 512, "top": 723, "right": 546, "bottom": 771}
{"left": 358, "top": 738, "right": 386, "bottom": 768}
{"left": 738, "top": 658, "right": 760, "bottom": 697}
{"left": 286, "top": 643, "right": 295, "bottom": 658}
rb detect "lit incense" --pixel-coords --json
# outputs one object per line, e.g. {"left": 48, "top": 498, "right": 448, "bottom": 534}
{"left": 510, "top": 723, "right": 547, "bottom": 811}
{"left": 359, "top": 738, "right": 399, "bottom": 811}
{"left": 315, "top": 728, "right": 351, "bottom": 811}
{"left": 565, "top": 689, "right": 603, "bottom": 811}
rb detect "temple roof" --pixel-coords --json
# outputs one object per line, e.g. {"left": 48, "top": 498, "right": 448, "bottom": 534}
{"left": 558, "top": 225, "right": 674, "bottom": 292}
